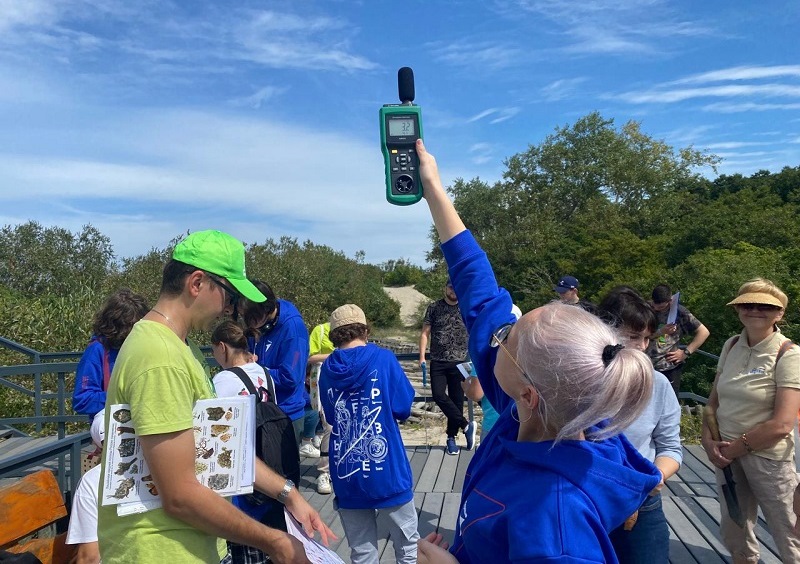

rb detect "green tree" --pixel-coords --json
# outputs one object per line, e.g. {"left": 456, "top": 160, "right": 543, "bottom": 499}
{"left": 0, "top": 221, "right": 114, "bottom": 297}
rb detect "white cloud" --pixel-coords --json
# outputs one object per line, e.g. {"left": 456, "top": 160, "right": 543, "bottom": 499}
{"left": 0, "top": 107, "right": 443, "bottom": 264}
{"left": 466, "top": 107, "right": 521, "bottom": 125}
{"left": 540, "top": 77, "right": 586, "bottom": 101}
{"left": 672, "top": 65, "right": 800, "bottom": 85}
{"left": 429, "top": 41, "right": 524, "bottom": 70}
{"left": 229, "top": 86, "right": 288, "bottom": 109}
{"left": 495, "top": 0, "right": 716, "bottom": 56}
{"left": 702, "top": 102, "right": 800, "bottom": 113}
{"left": 618, "top": 84, "right": 800, "bottom": 104}
{"left": 704, "top": 141, "right": 772, "bottom": 149}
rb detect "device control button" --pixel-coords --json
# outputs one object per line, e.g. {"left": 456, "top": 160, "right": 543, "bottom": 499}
{"left": 392, "top": 167, "right": 399, "bottom": 172}
{"left": 395, "top": 156, "right": 401, "bottom": 163}
{"left": 400, "top": 166, "right": 408, "bottom": 171}
{"left": 409, "top": 166, "right": 416, "bottom": 171}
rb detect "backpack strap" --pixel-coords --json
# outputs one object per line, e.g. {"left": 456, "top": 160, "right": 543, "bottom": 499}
{"left": 90, "top": 336, "right": 113, "bottom": 392}
{"left": 228, "top": 366, "right": 276, "bottom": 403}
{"left": 777, "top": 340, "right": 794, "bottom": 364}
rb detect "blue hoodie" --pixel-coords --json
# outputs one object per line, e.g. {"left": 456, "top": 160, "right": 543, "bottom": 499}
{"left": 319, "top": 343, "right": 415, "bottom": 510}
{"left": 248, "top": 299, "right": 309, "bottom": 421}
{"left": 442, "top": 230, "right": 662, "bottom": 563}
{"left": 72, "top": 337, "right": 118, "bottom": 419}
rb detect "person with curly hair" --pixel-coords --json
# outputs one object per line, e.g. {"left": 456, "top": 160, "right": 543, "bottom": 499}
{"left": 72, "top": 288, "right": 149, "bottom": 418}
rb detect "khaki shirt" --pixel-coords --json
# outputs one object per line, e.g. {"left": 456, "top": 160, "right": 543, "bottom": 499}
{"left": 717, "top": 329, "right": 800, "bottom": 461}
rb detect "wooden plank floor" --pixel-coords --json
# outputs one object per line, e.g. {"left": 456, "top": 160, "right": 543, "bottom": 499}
{"left": 1, "top": 436, "right": 785, "bottom": 562}
{"left": 300, "top": 445, "right": 470, "bottom": 561}
{"left": 301, "top": 444, "right": 783, "bottom": 563}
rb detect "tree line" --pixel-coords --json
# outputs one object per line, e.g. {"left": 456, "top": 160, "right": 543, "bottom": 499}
{"left": 1, "top": 111, "right": 799, "bottom": 397}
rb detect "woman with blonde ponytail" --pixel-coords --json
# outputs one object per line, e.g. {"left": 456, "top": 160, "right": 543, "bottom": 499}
{"left": 412, "top": 139, "right": 661, "bottom": 564}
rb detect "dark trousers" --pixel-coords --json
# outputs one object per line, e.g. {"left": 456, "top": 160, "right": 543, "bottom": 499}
{"left": 430, "top": 360, "right": 467, "bottom": 437}
{"left": 661, "top": 364, "right": 684, "bottom": 398}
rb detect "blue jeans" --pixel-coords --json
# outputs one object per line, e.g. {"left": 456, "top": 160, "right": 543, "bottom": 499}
{"left": 609, "top": 493, "right": 668, "bottom": 564}
{"left": 302, "top": 406, "right": 320, "bottom": 440}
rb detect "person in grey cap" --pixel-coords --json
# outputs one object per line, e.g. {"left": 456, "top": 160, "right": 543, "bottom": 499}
{"left": 554, "top": 275, "right": 597, "bottom": 315}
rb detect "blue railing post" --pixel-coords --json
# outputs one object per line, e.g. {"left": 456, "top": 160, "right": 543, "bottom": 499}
{"left": 57, "top": 370, "right": 66, "bottom": 439}
{"left": 34, "top": 372, "right": 42, "bottom": 433}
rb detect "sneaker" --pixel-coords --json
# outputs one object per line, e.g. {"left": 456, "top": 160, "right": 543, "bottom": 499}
{"left": 317, "top": 472, "right": 332, "bottom": 494}
{"left": 463, "top": 421, "right": 476, "bottom": 451}
{"left": 446, "top": 437, "right": 460, "bottom": 456}
{"left": 312, "top": 435, "right": 322, "bottom": 449}
{"left": 299, "top": 442, "right": 320, "bottom": 458}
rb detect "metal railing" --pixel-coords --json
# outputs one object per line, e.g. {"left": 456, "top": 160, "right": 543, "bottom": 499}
{"left": 0, "top": 335, "right": 83, "bottom": 363}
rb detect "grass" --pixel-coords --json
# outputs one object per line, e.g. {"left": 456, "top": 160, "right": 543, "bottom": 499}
{"left": 680, "top": 410, "right": 703, "bottom": 444}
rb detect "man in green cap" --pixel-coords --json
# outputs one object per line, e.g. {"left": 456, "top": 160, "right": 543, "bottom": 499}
{"left": 97, "top": 230, "right": 333, "bottom": 564}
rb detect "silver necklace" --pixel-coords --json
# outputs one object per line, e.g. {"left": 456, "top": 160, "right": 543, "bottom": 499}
{"left": 151, "top": 308, "right": 181, "bottom": 335}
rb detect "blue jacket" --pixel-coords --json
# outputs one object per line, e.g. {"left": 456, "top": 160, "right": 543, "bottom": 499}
{"left": 248, "top": 299, "right": 309, "bottom": 421}
{"left": 319, "top": 343, "right": 415, "bottom": 510}
{"left": 443, "top": 230, "right": 661, "bottom": 563}
{"left": 72, "top": 337, "right": 118, "bottom": 419}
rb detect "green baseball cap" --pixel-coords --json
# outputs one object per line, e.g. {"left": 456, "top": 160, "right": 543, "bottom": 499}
{"left": 172, "top": 230, "right": 266, "bottom": 303}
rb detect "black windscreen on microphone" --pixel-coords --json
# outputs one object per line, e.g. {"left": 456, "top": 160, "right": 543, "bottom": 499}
{"left": 398, "top": 67, "right": 415, "bottom": 103}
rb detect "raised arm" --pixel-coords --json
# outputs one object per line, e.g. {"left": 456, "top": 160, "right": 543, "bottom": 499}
{"left": 417, "top": 139, "right": 466, "bottom": 243}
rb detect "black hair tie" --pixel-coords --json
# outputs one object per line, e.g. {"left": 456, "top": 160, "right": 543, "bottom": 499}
{"left": 603, "top": 344, "right": 625, "bottom": 366}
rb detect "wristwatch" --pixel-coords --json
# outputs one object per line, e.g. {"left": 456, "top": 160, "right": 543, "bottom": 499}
{"left": 684, "top": 349, "right": 693, "bottom": 356}
{"left": 277, "top": 479, "right": 295, "bottom": 504}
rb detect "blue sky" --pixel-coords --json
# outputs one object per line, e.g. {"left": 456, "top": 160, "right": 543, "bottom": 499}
{"left": 0, "top": 1, "right": 798, "bottom": 266}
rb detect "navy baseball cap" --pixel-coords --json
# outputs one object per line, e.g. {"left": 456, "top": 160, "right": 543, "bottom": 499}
{"left": 554, "top": 275, "right": 579, "bottom": 294}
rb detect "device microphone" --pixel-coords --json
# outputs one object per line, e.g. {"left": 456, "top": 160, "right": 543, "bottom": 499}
{"left": 380, "top": 67, "right": 424, "bottom": 205}
{"left": 398, "top": 67, "right": 415, "bottom": 104}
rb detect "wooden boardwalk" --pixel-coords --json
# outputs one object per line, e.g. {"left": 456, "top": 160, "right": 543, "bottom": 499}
{"left": 301, "top": 444, "right": 782, "bottom": 563}
{"left": 0, "top": 435, "right": 784, "bottom": 562}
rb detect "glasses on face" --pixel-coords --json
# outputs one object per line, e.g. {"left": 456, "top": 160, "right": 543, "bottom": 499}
{"left": 738, "top": 303, "right": 782, "bottom": 312}
{"left": 206, "top": 274, "right": 239, "bottom": 308}
{"left": 490, "top": 324, "right": 536, "bottom": 387}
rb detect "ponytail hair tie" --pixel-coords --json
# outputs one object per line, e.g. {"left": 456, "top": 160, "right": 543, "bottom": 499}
{"left": 603, "top": 344, "right": 625, "bottom": 366}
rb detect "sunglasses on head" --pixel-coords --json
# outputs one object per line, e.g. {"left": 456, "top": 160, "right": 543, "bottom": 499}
{"left": 737, "top": 303, "right": 782, "bottom": 312}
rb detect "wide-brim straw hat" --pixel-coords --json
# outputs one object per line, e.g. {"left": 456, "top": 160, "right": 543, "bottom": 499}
{"left": 727, "top": 292, "right": 786, "bottom": 308}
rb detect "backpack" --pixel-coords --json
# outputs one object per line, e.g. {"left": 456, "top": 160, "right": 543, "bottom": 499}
{"left": 228, "top": 367, "right": 301, "bottom": 507}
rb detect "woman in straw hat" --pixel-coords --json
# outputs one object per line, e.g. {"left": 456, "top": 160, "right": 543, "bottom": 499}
{"left": 702, "top": 278, "right": 800, "bottom": 562}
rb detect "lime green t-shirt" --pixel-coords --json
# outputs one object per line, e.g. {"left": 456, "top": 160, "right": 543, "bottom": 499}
{"left": 309, "top": 322, "right": 334, "bottom": 356}
{"left": 97, "top": 320, "right": 227, "bottom": 563}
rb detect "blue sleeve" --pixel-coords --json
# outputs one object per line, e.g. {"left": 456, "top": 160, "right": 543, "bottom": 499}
{"left": 389, "top": 353, "right": 415, "bottom": 421}
{"left": 652, "top": 377, "right": 683, "bottom": 466}
{"left": 441, "top": 231, "right": 516, "bottom": 413}
{"left": 72, "top": 340, "right": 107, "bottom": 418}
{"left": 267, "top": 320, "right": 310, "bottom": 401}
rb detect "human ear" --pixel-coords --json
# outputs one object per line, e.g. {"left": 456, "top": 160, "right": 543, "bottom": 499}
{"left": 519, "top": 385, "right": 539, "bottom": 412}
{"left": 187, "top": 270, "right": 205, "bottom": 298}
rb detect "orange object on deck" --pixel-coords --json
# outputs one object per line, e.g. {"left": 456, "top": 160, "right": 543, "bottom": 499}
{"left": 0, "top": 469, "right": 76, "bottom": 563}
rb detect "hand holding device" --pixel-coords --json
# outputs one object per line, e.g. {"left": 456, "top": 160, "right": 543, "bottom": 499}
{"left": 380, "top": 67, "right": 424, "bottom": 205}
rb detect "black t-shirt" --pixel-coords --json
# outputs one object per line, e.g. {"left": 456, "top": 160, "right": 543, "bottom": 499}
{"left": 423, "top": 299, "right": 468, "bottom": 362}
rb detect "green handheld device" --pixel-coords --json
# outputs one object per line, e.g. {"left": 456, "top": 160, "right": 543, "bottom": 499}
{"left": 380, "top": 67, "right": 423, "bottom": 205}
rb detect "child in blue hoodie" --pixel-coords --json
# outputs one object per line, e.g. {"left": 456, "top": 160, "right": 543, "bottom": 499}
{"left": 411, "top": 139, "right": 662, "bottom": 564}
{"left": 243, "top": 280, "right": 310, "bottom": 442}
{"left": 319, "top": 304, "right": 419, "bottom": 564}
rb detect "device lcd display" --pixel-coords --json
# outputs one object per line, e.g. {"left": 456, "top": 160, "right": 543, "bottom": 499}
{"left": 388, "top": 118, "right": 415, "bottom": 137}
